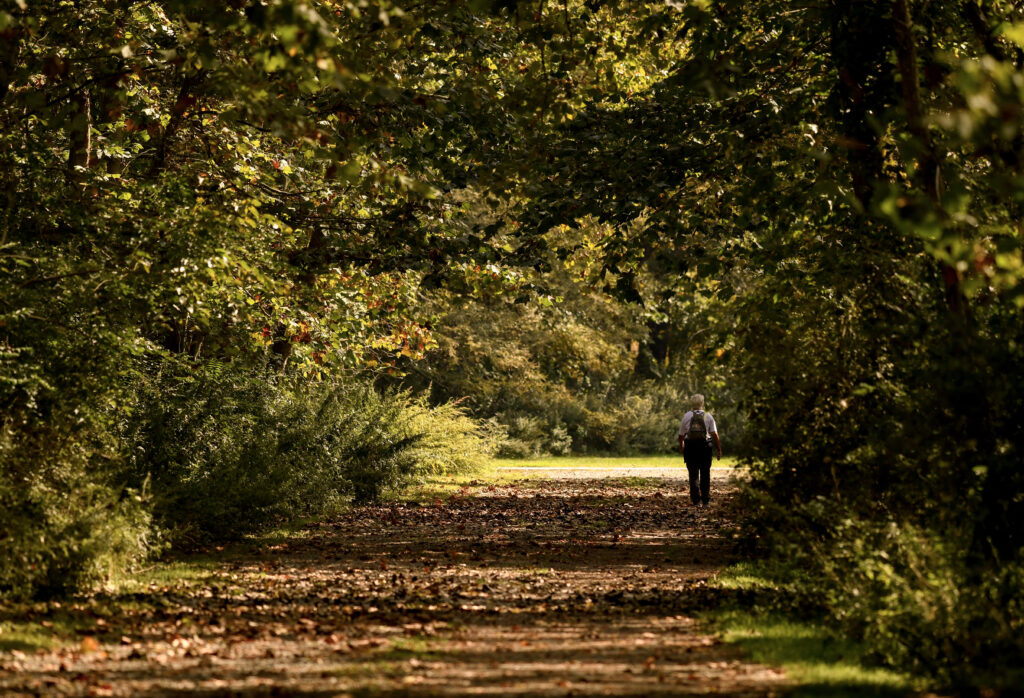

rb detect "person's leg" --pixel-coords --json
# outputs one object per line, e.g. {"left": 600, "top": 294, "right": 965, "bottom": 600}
{"left": 684, "top": 459, "right": 700, "bottom": 505}
{"left": 699, "top": 454, "right": 712, "bottom": 505}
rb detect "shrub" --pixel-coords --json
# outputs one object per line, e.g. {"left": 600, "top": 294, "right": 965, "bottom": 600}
{"left": 494, "top": 437, "right": 536, "bottom": 459}
{"left": 546, "top": 423, "right": 573, "bottom": 456}
{"left": 123, "top": 365, "right": 334, "bottom": 542}
{"left": 492, "top": 413, "right": 547, "bottom": 458}
{"left": 0, "top": 427, "right": 153, "bottom": 601}
{"left": 742, "top": 490, "right": 1024, "bottom": 691}
{"left": 404, "top": 398, "right": 494, "bottom": 477}
{"left": 817, "top": 518, "right": 1024, "bottom": 689}
{"left": 122, "top": 366, "right": 490, "bottom": 542}
{"left": 0, "top": 303, "right": 154, "bottom": 599}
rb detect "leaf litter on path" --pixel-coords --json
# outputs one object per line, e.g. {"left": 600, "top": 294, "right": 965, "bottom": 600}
{"left": 0, "top": 472, "right": 787, "bottom": 696}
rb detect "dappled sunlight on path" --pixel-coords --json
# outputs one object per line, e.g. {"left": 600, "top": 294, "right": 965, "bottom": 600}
{"left": 0, "top": 472, "right": 786, "bottom": 696}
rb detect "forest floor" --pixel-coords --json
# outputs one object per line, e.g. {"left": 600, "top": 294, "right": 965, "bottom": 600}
{"left": 0, "top": 470, "right": 791, "bottom": 697}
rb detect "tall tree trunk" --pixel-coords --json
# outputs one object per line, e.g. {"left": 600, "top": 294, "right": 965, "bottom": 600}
{"left": 150, "top": 72, "right": 200, "bottom": 177}
{"left": 66, "top": 89, "right": 91, "bottom": 182}
{"left": 0, "top": 29, "right": 20, "bottom": 106}
{"left": 829, "top": 0, "right": 891, "bottom": 211}
{"left": 892, "top": 0, "right": 966, "bottom": 317}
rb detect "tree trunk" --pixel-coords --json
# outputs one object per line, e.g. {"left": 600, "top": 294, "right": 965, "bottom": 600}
{"left": 66, "top": 89, "right": 91, "bottom": 182}
{"left": 150, "top": 72, "right": 200, "bottom": 177}
{"left": 892, "top": 0, "right": 966, "bottom": 317}
{"left": 0, "top": 29, "right": 20, "bottom": 106}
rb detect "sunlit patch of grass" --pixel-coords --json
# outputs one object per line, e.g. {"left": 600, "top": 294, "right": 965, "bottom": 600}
{"left": 394, "top": 461, "right": 544, "bottom": 502}
{"left": 716, "top": 612, "right": 914, "bottom": 697}
{"left": 0, "top": 599, "right": 134, "bottom": 652}
{"left": 246, "top": 517, "right": 317, "bottom": 547}
{"left": 0, "top": 619, "right": 64, "bottom": 652}
{"left": 707, "top": 562, "right": 919, "bottom": 698}
{"left": 325, "top": 662, "right": 391, "bottom": 680}
{"left": 713, "top": 560, "right": 796, "bottom": 591}
{"left": 492, "top": 455, "right": 741, "bottom": 469}
{"left": 117, "top": 559, "right": 222, "bottom": 594}
{"left": 377, "top": 635, "right": 448, "bottom": 662}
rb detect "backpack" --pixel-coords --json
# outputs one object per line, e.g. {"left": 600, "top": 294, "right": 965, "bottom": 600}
{"left": 685, "top": 410, "right": 709, "bottom": 442}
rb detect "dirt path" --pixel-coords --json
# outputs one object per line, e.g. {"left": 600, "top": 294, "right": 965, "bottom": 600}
{"left": 0, "top": 472, "right": 787, "bottom": 697}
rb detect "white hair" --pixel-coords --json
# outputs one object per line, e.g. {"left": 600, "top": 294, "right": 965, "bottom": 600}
{"left": 689, "top": 393, "right": 705, "bottom": 411}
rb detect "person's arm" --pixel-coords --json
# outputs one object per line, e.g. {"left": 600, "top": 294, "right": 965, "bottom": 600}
{"left": 678, "top": 434, "right": 685, "bottom": 454}
{"left": 710, "top": 431, "right": 722, "bottom": 460}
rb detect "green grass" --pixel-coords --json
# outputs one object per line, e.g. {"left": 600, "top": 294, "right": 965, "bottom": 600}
{"left": 0, "top": 618, "right": 67, "bottom": 652}
{"left": 491, "top": 454, "right": 741, "bottom": 468}
{"left": 377, "top": 635, "right": 448, "bottom": 662}
{"left": 0, "top": 597, "right": 153, "bottom": 653}
{"left": 117, "top": 559, "right": 223, "bottom": 593}
{"left": 395, "top": 460, "right": 546, "bottom": 501}
{"left": 397, "top": 454, "right": 742, "bottom": 501}
{"left": 707, "top": 562, "right": 919, "bottom": 698}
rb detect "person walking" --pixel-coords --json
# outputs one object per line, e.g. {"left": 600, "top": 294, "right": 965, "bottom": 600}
{"left": 678, "top": 394, "right": 722, "bottom": 509}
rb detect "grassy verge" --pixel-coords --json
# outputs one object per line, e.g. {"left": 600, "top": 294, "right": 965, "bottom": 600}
{"left": 397, "top": 460, "right": 545, "bottom": 501}
{"left": 0, "top": 596, "right": 158, "bottom": 653}
{"left": 399, "top": 454, "right": 737, "bottom": 500}
{"left": 0, "top": 613, "right": 81, "bottom": 653}
{"left": 706, "top": 561, "right": 919, "bottom": 698}
{"left": 492, "top": 454, "right": 741, "bottom": 468}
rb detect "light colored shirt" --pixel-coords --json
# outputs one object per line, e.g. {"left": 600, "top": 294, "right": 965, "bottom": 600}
{"left": 678, "top": 410, "right": 718, "bottom": 438}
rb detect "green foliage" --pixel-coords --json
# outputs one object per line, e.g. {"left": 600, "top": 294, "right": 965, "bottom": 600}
{"left": 0, "top": 0, "right": 555, "bottom": 596}
{"left": 741, "top": 494, "right": 1024, "bottom": 691}
{"left": 0, "top": 428, "right": 152, "bottom": 601}
{"left": 123, "top": 365, "right": 340, "bottom": 542}
{"left": 403, "top": 399, "right": 496, "bottom": 478}
{"left": 397, "top": 253, "right": 738, "bottom": 456}
{"left": 331, "top": 388, "right": 490, "bottom": 503}
{"left": 493, "top": 0, "right": 1024, "bottom": 688}
{"left": 123, "top": 366, "right": 491, "bottom": 542}
{"left": 710, "top": 560, "right": 920, "bottom": 696}
{"left": 820, "top": 520, "right": 1024, "bottom": 689}
{"left": 712, "top": 610, "right": 913, "bottom": 698}
{"left": 1, "top": 5, "right": 1022, "bottom": 692}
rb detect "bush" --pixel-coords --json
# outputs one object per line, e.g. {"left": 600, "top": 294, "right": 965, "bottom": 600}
{"left": 0, "top": 299, "right": 155, "bottom": 599}
{"left": 123, "top": 365, "right": 331, "bottom": 542}
{"left": 494, "top": 437, "right": 536, "bottom": 459}
{"left": 123, "top": 365, "right": 490, "bottom": 543}
{"left": 741, "top": 490, "right": 1024, "bottom": 691}
{"left": 404, "top": 398, "right": 495, "bottom": 477}
{"left": 333, "top": 388, "right": 490, "bottom": 502}
{"left": 819, "top": 518, "right": 1024, "bottom": 689}
{"left": 547, "top": 423, "right": 573, "bottom": 456}
{"left": 0, "top": 354, "right": 492, "bottom": 599}
{"left": 0, "top": 426, "right": 153, "bottom": 601}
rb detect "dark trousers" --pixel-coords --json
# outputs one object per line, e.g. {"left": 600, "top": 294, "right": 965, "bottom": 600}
{"left": 683, "top": 440, "right": 713, "bottom": 505}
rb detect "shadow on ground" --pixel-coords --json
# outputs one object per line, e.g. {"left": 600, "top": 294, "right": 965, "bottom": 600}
{"left": 0, "top": 474, "right": 793, "bottom": 697}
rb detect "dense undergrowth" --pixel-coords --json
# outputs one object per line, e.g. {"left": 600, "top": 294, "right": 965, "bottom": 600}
{"left": 708, "top": 561, "right": 916, "bottom": 698}
{"left": 389, "top": 289, "right": 747, "bottom": 458}
{"left": 729, "top": 279, "right": 1024, "bottom": 691}
{"left": 735, "top": 493, "right": 1024, "bottom": 693}
{"left": 0, "top": 363, "right": 490, "bottom": 601}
